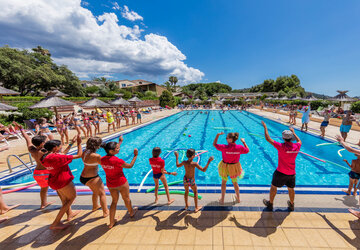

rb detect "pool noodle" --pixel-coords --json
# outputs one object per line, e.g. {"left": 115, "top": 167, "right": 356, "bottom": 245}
{"left": 158, "top": 190, "right": 202, "bottom": 199}
{"left": 213, "top": 127, "right": 233, "bottom": 130}
{"left": 2, "top": 183, "right": 37, "bottom": 194}
{"left": 146, "top": 180, "right": 183, "bottom": 193}
{"left": 298, "top": 151, "right": 326, "bottom": 163}
{"left": 181, "top": 150, "right": 186, "bottom": 161}
{"left": 326, "top": 160, "right": 349, "bottom": 171}
{"left": 316, "top": 142, "right": 340, "bottom": 147}
{"left": 137, "top": 169, "right": 153, "bottom": 192}
{"left": 2, "top": 180, "right": 36, "bottom": 189}
{"left": 248, "top": 132, "right": 282, "bottom": 139}
{"left": 338, "top": 149, "right": 345, "bottom": 157}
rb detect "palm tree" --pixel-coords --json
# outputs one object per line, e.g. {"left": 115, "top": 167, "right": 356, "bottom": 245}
{"left": 168, "top": 76, "right": 178, "bottom": 91}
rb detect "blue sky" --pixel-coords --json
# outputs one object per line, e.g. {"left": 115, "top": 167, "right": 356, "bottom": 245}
{"left": 0, "top": 0, "right": 359, "bottom": 96}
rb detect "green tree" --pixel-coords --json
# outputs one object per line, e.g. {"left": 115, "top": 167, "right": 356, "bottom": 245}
{"left": 159, "top": 90, "right": 176, "bottom": 107}
{"left": 0, "top": 46, "right": 84, "bottom": 96}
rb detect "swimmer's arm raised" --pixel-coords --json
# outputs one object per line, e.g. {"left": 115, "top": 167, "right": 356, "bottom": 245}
{"left": 336, "top": 135, "right": 360, "bottom": 155}
{"left": 174, "top": 151, "right": 184, "bottom": 167}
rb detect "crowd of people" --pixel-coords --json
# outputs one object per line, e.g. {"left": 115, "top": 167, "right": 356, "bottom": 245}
{"left": 1, "top": 106, "right": 360, "bottom": 230}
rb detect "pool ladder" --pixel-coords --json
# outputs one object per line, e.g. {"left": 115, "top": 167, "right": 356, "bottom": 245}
{"left": 7, "top": 152, "right": 34, "bottom": 173}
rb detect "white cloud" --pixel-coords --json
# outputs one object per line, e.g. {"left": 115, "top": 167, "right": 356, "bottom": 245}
{"left": 0, "top": 0, "right": 204, "bottom": 83}
{"left": 112, "top": 2, "right": 120, "bottom": 10}
{"left": 121, "top": 5, "right": 143, "bottom": 22}
{"left": 216, "top": 80, "right": 221, "bottom": 83}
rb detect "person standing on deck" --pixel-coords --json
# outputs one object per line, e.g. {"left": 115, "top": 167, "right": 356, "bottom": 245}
{"left": 262, "top": 121, "right": 302, "bottom": 211}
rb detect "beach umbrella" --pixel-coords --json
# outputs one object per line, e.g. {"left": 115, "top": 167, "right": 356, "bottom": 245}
{"left": 0, "top": 85, "right": 20, "bottom": 101}
{"left": 109, "top": 97, "right": 131, "bottom": 106}
{"left": 46, "top": 90, "right": 69, "bottom": 97}
{"left": 233, "top": 98, "right": 240, "bottom": 102}
{"left": 290, "top": 96, "right": 301, "bottom": 100}
{"left": 206, "top": 98, "right": 213, "bottom": 102}
{"left": 0, "top": 102, "right": 18, "bottom": 111}
{"left": 215, "top": 100, "right": 223, "bottom": 105}
{"left": 194, "top": 98, "right": 201, "bottom": 103}
{"left": 303, "top": 95, "right": 318, "bottom": 101}
{"left": 265, "top": 97, "right": 273, "bottom": 100}
{"left": 220, "top": 98, "right": 226, "bottom": 102}
{"left": 128, "top": 96, "right": 143, "bottom": 102}
{"left": 279, "top": 96, "right": 288, "bottom": 100}
{"left": 331, "top": 90, "right": 356, "bottom": 102}
{"left": 245, "top": 98, "right": 252, "bottom": 102}
{"left": 182, "top": 98, "right": 189, "bottom": 103}
{"left": 80, "top": 97, "right": 110, "bottom": 108}
{"left": 29, "top": 96, "right": 75, "bottom": 116}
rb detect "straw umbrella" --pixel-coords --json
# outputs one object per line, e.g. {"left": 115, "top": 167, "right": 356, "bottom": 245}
{"left": 46, "top": 90, "right": 69, "bottom": 97}
{"left": 80, "top": 97, "right": 110, "bottom": 108}
{"left": 279, "top": 96, "right": 288, "bottom": 100}
{"left": 29, "top": 96, "right": 75, "bottom": 116}
{"left": 0, "top": 85, "right": 20, "bottom": 101}
{"left": 128, "top": 96, "right": 143, "bottom": 102}
{"left": 182, "top": 98, "right": 189, "bottom": 103}
{"left": 331, "top": 90, "right": 356, "bottom": 108}
{"left": 109, "top": 97, "right": 131, "bottom": 106}
{"left": 215, "top": 100, "right": 223, "bottom": 105}
{"left": 194, "top": 98, "right": 201, "bottom": 103}
{"left": 0, "top": 102, "right": 18, "bottom": 111}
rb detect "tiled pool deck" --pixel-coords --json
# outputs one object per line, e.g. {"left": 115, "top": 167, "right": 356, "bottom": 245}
{"left": 1, "top": 108, "right": 360, "bottom": 249}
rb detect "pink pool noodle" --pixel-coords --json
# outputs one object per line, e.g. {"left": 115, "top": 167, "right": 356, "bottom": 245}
{"left": 298, "top": 151, "right": 326, "bottom": 163}
{"left": 3, "top": 183, "right": 37, "bottom": 194}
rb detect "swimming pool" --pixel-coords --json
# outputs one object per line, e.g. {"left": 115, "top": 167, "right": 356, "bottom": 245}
{"left": 0, "top": 110, "right": 356, "bottom": 193}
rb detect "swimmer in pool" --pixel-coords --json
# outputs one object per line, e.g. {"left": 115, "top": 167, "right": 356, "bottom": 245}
{"left": 174, "top": 149, "right": 214, "bottom": 212}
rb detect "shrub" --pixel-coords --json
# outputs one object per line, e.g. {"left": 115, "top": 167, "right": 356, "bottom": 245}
{"left": 159, "top": 90, "right": 175, "bottom": 108}
{"left": 351, "top": 101, "right": 360, "bottom": 113}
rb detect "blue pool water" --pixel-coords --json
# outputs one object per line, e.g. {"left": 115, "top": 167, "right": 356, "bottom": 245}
{"left": 1, "top": 110, "right": 356, "bottom": 188}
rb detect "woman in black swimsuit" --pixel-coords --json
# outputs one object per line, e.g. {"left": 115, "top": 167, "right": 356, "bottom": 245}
{"left": 80, "top": 137, "right": 109, "bottom": 217}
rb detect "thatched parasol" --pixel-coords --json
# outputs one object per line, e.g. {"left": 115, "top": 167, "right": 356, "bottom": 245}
{"left": 303, "top": 95, "right": 318, "bottom": 101}
{"left": 279, "top": 96, "right": 288, "bottom": 100}
{"left": 47, "top": 90, "right": 69, "bottom": 97}
{"left": 0, "top": 85, "right": 20, "bottom": 101}
{"left": 215, "top": 100, "right": 223, "bottom": 105}
{"left": 332, "top": 90, "right": 356, "bottom": 102}
{"left": 80, "top": 98, "right": 110, "bottom": 108}
{"left": 206, "top": 98, "right": 213, "bottom": 102}
{"left": 233, "top": 98, "right": 240, "bottom": 102}
{"left": 109, "top": 97, "right": 131, "bottom": 106}
{"left": 0, "top": 102, "right": 18, "bottom": 111}
{"left": 128, "top": 96, "right": 143, "bottom": 102}
{"left": 182, "top": 98, "right": 189, "bottom": 103}
{"left": 29, "top": 96, "right": 75, "bottom": 116}
{"left": 194, "top": 98, "right": 202, "bottom": 103}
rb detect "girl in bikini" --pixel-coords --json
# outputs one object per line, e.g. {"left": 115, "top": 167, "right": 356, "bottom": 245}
{"left": 130, "top": 109, "right": 136, "bottom": 125}
{"left": 80, "top": 137, "right": 109, "bottom": 217}
{"left": 71, "top": 112, "right": 87, "bottom": 138}
{"left": 115, "top": 108, "right": 122, "bottom": 129}
{"left": 41, "top": 135, "right": 82, "bottom": 230}
{"left": 213, "top": 132, "right": 249, "bottom": 204}
{"left": 91, "top": 111, "right": 100, "bottom": 136}
{"left": 124, "top": 110, "right": 130, "bottom": 126}
{"left": 100, "top": 136, "right": 138, "bottom": 228}
{"left": 82, "top": 113, "right": 93, "bottom": 138}
{"left": 36, "top": 117, "right": 54, "bottom": 140}
{"left": 56, "top": 115, "right": 65, "bottom": 145}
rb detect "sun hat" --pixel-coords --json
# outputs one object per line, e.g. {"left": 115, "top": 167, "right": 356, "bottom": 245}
{"left": 282, "top": 130, "right": 295, "bottom": 141}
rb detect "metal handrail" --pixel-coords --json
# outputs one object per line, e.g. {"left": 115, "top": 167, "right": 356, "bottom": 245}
{"left": 7, "top": 153, "right": 34, "bottom": 173}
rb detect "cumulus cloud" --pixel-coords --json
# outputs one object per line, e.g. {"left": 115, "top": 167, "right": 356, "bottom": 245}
{"left": 121, "top": 5, "right": 143, "bottom": 21}
{"left": 0, "top": 0, "right": 204, "bottom": 83}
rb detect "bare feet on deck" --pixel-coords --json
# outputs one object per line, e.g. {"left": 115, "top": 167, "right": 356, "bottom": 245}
{"left": 50, "top": 222, "right": 70, "bottom": 230}
{"left": 167, "top": 199, "right": 175, "bottom": 205}
{"left": 130, "top": 207, "right": 138, "bottom": 218}
{"left": 218, "top": 198, "right": 224, "bottom": 205}
{"left": 41, "top": 201, "right": 55, "bottom": 210}
{"left": 342, "top": 189, "right": 351, "bottom": 195}
{"left": 92, "top": 205, "right": 101, "bottom": 212}
{"left": 67, "top": 210, "right": 81, "bottom": 221}
{"left": 0, "top": 204, "right": 21, "bottom": 215}
{"left": 103, "top": 210, "right": 109, "bottom": 218}
{"left": 232, "top": 195, "right": 240, "bottom": 204}
{"left": 349, "top": 208, "right": 360, "bottom": 219}
{"left": 154, "top": 197, "right": 159, "bottom": 204}
{"left": 194, "top": 206, "right": 203, "bottom": 213}
{"left": 109, "top": 219, "right": 117, "bottom": 229}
